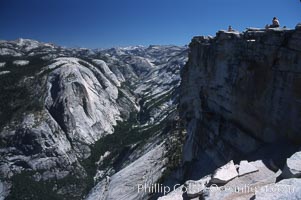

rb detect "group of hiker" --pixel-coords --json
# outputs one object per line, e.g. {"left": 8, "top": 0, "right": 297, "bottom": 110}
{"left": 228, "top": 17, "right": 280, "bottom": 32}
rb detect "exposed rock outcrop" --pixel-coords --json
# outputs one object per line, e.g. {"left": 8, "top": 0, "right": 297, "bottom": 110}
{"left": 12, "top": 60, "right": 29, "bottom": 66}
{"left": 185, "top": 175, "right": 211, "bottom": 198}
{"left": 211, "top": 160, "right": 238, "bottom": 184}
{"left": 86, "top": 143, "right": 166, "bottom": 200}
{"left": 160, "top": 159, "right": 281, "bottom": 200}
{"left": 176, "top": 24, "right": 301, "bottom": 200}
{"left": 180, "top": 25, "right": 301, "bottom": 166}
{"left": 238, "top": 160, "right": 258, "bottom": 176}
{"left": 203, "top": 160, "right": 281, "bottom": 200}
{"left": 254, "top": 178, "right": 301, "bottom": 200}
{"left": 0, "top": 62, "right": 5, "bottom": 68}
{"left": 282, "top": 151, "right": 301, "bottom": 178}
{"left": 157, "top": 185, "right": 185, "bottom": 200}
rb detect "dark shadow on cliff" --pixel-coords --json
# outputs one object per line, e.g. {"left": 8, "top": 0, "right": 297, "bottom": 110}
{"left": 191, "top": 137, "right": 299, "bottom": 181}
{"left": 246, "top": 138, "right": 299, "bottom": 175}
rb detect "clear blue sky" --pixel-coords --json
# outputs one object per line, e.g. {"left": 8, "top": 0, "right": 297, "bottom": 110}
{"left": 0, "top": 0, "right": 300, "bottom": 48}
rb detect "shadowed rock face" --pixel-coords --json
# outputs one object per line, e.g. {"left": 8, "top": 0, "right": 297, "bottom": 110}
{"left": 282, "top": 151, "right": 301, "bottom": 178}
{"left": 179, "top": 27, "right": 301, "bottom": 165}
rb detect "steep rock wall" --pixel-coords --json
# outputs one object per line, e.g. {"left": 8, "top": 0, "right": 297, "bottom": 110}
{"left": 179, "top": 25, "right": 301, "bottom": 167}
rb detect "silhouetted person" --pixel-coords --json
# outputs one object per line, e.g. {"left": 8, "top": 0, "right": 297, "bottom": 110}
{"left": 266, "top": 17, "right": 280, "bottom": 28}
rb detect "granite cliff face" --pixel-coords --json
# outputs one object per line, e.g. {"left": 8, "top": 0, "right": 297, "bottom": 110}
{"left": 166, "top": 24, "right": 301, "bottom": 199}
{"left": 180, "top": 24, "right": 301, "bottom": 164}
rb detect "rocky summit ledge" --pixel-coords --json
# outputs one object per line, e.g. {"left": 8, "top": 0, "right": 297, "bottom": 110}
{"left": 191, "top": 23, "right": 300, "bottom": 51}
{"left": 160, "top": 154, "right": 301, "bottom": 200}
{"left": 180, "top": 21, "right": 301, "bottom": 174}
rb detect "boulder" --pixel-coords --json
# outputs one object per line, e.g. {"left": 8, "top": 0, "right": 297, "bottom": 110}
{"left": 238, "top": 160, "right": 259, "bottom": 176}
{"left": 158, "top": 185, "right": 184, "bottom": 200}
{"left": 282, "top": 151, "right": 301, "bottom": 178}
{"left": 202, "top": 160, "right": 281, "bottom": 200}
{"left": 185, "top": 175, "right": 211, "bottom": 198}
{"left": 254, "top": 178, "right": 301, "bottom": 200}
{"left": 210, "top": 160, "right": 238, "bottom": 184}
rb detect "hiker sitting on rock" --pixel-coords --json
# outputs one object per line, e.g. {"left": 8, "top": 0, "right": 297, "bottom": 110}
{"left": 266, "top": 17, "right": 280, "bottom": 28}
{"left": 228, "top": 25, "right": 233, "bottom": 32}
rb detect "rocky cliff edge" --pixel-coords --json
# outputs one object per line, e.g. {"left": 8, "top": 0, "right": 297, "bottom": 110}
{"left": 164, "top": 24, "right": 301, "bottom": 200}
